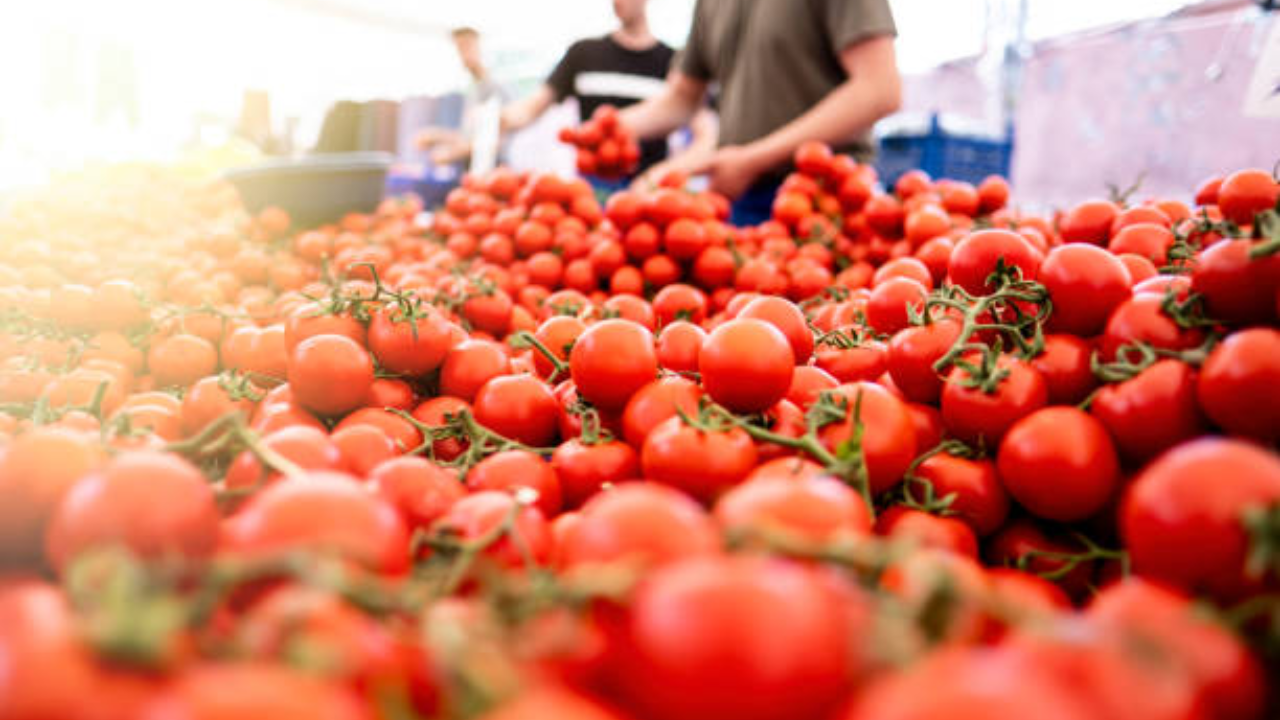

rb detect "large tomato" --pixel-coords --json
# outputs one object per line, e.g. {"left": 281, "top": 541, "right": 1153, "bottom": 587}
{"left": 698, "top": 318, "right": 795, "bottom": 414}
{"left": 569, "top": 319, "right": 658, "bottom": 412}
{"left": 1090, "top": 359, "right": 1206, "bottom": 464}
{"left": 1122, "top": 438, "right": 1280, "bottom": 600}
{"left": 940, "top": 355, "right": 1047, "bottom": 446}
{"left": 556, "top": 483, "right": 719, "bottom": 570}
{"left": 641, "top": 416, "right": 758, "bottom": 503}
{"left": 1196, "top": 328, "right": 1280, "bottom": 442}
{"left": 819, "top": 382, "right": 917, "bottom": 495}
{"left": 997, "top": 407, "right": 1120, "bottom": 522}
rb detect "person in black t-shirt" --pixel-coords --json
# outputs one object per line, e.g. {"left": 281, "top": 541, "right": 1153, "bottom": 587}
{"left": 500, "top": 0, "right": 715, "bottom": 183}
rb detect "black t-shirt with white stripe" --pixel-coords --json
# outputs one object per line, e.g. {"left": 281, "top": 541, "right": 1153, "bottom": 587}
{"left": 547, "top": 35, "right": 675, "bottom": 172}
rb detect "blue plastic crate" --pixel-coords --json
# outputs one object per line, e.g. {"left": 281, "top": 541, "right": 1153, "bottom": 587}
{"left": 875, "top": 114, "right": 1013, "bottom": 188}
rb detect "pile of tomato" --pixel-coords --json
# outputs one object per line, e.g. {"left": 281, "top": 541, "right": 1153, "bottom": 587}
{"left": 559, "top": 105, "right": 642, "bottom": 179}
{"left": 0, "top": 141, "right": 1278, "bottom": 720}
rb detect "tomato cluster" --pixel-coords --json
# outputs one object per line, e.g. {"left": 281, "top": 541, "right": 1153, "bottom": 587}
{"left": 558, "top": 105, "right": 641, "bottom": 179}
{"left": 0, "top": 150, "right": 1278, "bottom": 720}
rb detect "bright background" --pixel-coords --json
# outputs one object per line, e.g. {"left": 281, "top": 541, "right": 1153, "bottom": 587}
{"left": 0, "top": 0, "right": 1256, "bottom": 195}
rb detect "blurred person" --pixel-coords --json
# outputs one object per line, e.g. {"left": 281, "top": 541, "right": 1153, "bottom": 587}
{"left": 499, "top": 0, "right": 717, "bottom": 189}
{"left": 619, "top": 0, "right": 902, "bottom": 224}
{"left": 416, "top": 27, "right": 509, "bottom": 166}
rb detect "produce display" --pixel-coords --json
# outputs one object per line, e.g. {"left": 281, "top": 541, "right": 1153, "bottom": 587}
{"left": 0, "top": 143, "right": 1278, "bottom": 720}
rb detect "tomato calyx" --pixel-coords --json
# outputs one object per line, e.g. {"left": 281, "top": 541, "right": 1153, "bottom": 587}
{"left": 217, "top": 369, "right": 265, "bottom": 403}
{"left": 563, "top": 396, "right": 612, "bottom": 445}
{"left": 1248, "top": 208, "right": 1280, "bottom": 259}
{"left": 393, "top": 408, "right": 553, "bottom": 475}
{"left": 165, "top": 411, "right": 305, "bottom": 481}
{"left": 1242, "top": 501, "right": 1280, "bottom": 581}
{"left": 1159, "top": 285, "right": 1218, "bottom": 331}
{"left": 896, "top": 439, "right": 977, "bottom": 516}
{"left": 1090, "top": 335, "right": 1219, "bottom": 384}
{"left": 920, "top": 266, "right": 1049, "bottom": 374}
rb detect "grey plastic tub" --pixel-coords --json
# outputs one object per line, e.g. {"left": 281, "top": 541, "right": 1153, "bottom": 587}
{"left": 224, "top": 152, "right": 393, "bottom": 228}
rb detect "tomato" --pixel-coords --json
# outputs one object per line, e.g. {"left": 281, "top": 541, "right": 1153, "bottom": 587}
{"left": 284, "top": 305, "right": 365, "bottom": 353}
{"left": 651, "top": 283, "right": 709, "bottom": 327}
{"left": 409, "top": 396, "right": 471, "bottom": 461}
{"left": 224, "top": 426, "right": 342, "bottom": 490}
{"left": 940, "top": 354, "right": 1047, "bottom": 446}
{"left": 568, "top": 319, "right": 657, "bottom": 412}
{"left": 330, "top": 424, "right": 399, "bottom": 477}
{"left": 222, "top": 472, "right": 410, "bottom": 574}
{"left": 0, "top": 582, "right": 102, "bottom": 720}
{"left": 368, "top": 456, "right": 463, "bottom": 530}
{"left": 912, "top": 451, "right": 1008, "bottom": 536}
{"left": 875, "top": 506, "right": 978, "bottom": 558}
{"left": 1190, "top": 238, "right": 1280, "bottom": 327}
{"left": 1122, "top": 438, "right": 1280, "bottom": 600}
{"left": 1106, "top": 223, "right": 1174, "bottom": 265}
{"left": 333, "top": 407, "right": 422, "bottom": 453}
{"left": 866, "top": 276, "right": 927, "bottom": 335}
{"left": 785, "top": 364, "right": 839, "bottom": 410}
{"left": 140, "top": 661, "right": 371, "bottom": 720}
{"left": 1090, "top": 359, "right": 1206, "bottom": 464}
{"left": 1100, "top": 293, "right": 1205, "bottom": 361}
{"left": 1216, "top": 168, "right": 1279, "bottom": 226}
{"left": 1028, "top": 334, "right": 1097, "bottom": 405}
{"left": 148, "top": 333, "right": 219, "bottom": 389}
{"left": 815, "top": 336, "right": 889, "bottom": 384}
{"left": 366, "top": 305, "right": 453, "bottom": 378}
{"left": 427, "top": 490, "right": 551, "bottom": 569}
{"left": 818, "top": 382, "right": 917, "bottom": 495}
{"left": 653, "top": 320, "right": 705, "bottom": 374}
{"left": 550, "top": 438, "right": 640, "bottom": 509}
{"left": 476, "top": 685, "right": 630, "bottom": 720}
{"left": 737, "top": 296, "right": 814, "bottom": 364}
{"left": 0, "top": 427, "right": 104, "bottom": 566}
{"left": 887, "top": 318, "right": 962, "bottom": 404}
{"left": 1087, "top": 578, "right": 1267, "bottom": 720}
{"left": 613, "top": 555, "right": 855, "bottom": 720}
{"left": 1038, "top": 243, "right": 1132, "bottom": 336}
{"left": 698, "top": 318, "right": 794, "bottom": 414}
{"left": 472, "top": 374, "right": 560, "bottom": 447}
{"left": 46, "top": 451, "right": 219, "bottom": 572}
{"left": 530, "top": 315, "right": 585, "bottom": 379}
{"left": 620, "top": 376, "right": 702, "bottom": 448}
{"left": 985, "top": 520, "right": 1096, "bottom": 599}
{"left": 947, "top": 229, "right": 1042, "bottom": 295}
{"left": 439, "top": 339, "right": 511, "bottom": 402}
{"left": 997, "top": 407, "right": 1120, "bottom": 522}
{"left": 287, "top": 334, "right": 374, "bottom": 418}
{"left": 641, "top": 416, "right": 758, "bottom": 503}
{"left": 715, "top": 475, "right": 871, "bottom": 544}
{"left": 557, "top": 483, "right": 719, "bottom": 570}
{"left": 466, "top": 449, "right": 562, "bottom": 517}
{"left": 1196, "top": 328, "right": 1280, "bottom": 442}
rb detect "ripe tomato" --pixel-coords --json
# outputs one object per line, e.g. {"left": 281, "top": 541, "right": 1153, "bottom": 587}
{"left": 410, "top": 396, "right": 471, "bottom": 461}
{"left": 1090, "top": 359, "right": 1206, "bottom": 464}
{"left": 997, "top": 407, "right": 1120, "bottom": 522}
{"left": 698, "top": 318, "right": 794, "bottom": 414}
{"left": 714, "top": 475, "right": 871, "bottom": 543}
{"left": 472, "top": 374, "right": 560, "bottom": 447}
{"left": 1216, "top": 168, "right": 1279, "bottom": 226}
{"left": 912, "top": 451, "right": 1008, "bottom": 536}
{"left": 224, "top": 425, "right": 343, "bottom": 491}
{"left": 1038, "top": 243, "right": 1132, "bottom": 336}
{"left": 865, "top": 277, "right": 927, "bottom": 335}
{"left": 569, "top": 319, "right": 658, "bottom": 412}
{"left": 621, "top": 376, "right": 703, "bottom": 448}
{"left": 816, "top": 336, "right": 889, "bottom": 384}
{"left": 368, "top": 456, "right": 463, "bottom": 530}
{"left": 887, "top": 318, "right": 962, "bottom": 404}
{"left": 557, "top": 483, "right": 719, "bottom": 570}
{"left": 1100, "top": 294, "right": 1205, "bottom": 361}
{"left": 148, "top": 333, "right": 219, "bottom": 389}
{"left": 427, "top": 490, "right": 551, "bottom": 569}
{"left": 1191, "top": 238, "right": 1280, "bottom": 327}
{"left": 654, "top": 320, "right": 706, "bottom": 374}
{"left": 140, "top": 661, "right": 370, "bottom": 720}
{"left": 366, "top": 305, "right": 453, "bottom": 378}
{"left": 818, "top": 382, "right": 917, "bottom": 495}
{"left": 614, "top": 555, "right": 856, "bottom": 720}
{"left": 940, "top": 355, "right": 1047, "bottom": 446}
{"left": 1122, "top": 438, "right": 1280, "bottom": 600}
{"left": 476, "top": 685, "right": 630, "bottom": 720}
{"left": 46, "top": 451, "right": 219, "bottom": 572}
{"left": 1196, "top": 328, "right": 1280, "bottom": 442}
{"left": 530, "top": 315, "right": 585, "bottom": 379}
{"left": 947, "top": 229, "right": 1042, "bottom": 295}
{"left": 439, "top": 339, "right": 511, "bottom": 402}
{"left": 641, "top": 416, "right": 758, "bottom": 503}
{"left": 287, "top": 334, "right": 374, "bottom": 418}
{"left": 736, "top": 296, "right": 814, "bottom": 364}
{"left": 0, "top": 583, "right": 103, "bottom": 720}
{"left": 1029, "top": 334, "right": 1097, "bottom": 405}
{"left": 222, "top": 472, "right": 410, "bottom": 574}
{"left": 550, "top": 438, "right": 640, "bottom": 509}
{"left": 0, "top": 427, "right": 104, "bottom": 566}
{"left": 466, "top": 449, "right": 562, "bottom": 517}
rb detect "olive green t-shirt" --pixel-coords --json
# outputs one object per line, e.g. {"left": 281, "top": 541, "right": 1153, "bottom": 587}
{"left": 680, "top": 0, "right": 897, "bottom": 171}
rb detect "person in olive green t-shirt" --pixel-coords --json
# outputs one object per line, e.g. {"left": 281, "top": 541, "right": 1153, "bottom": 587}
{"left": 620, "top": 0, "right": 901, "bottom": 224}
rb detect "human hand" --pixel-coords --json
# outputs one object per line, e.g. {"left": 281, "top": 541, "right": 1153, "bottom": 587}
{"left": 708, "top": 145, "right": 766, "bottom": 200}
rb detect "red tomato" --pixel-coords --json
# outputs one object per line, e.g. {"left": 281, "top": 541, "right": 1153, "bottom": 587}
{"left": 613, "top": 555, "right": 856, "bottom": 720}
{"left": 46, "top": 451, "right": 219, "bottom": 572}
{"left": 1196, "top": 328, "right": 1280, "bottom": 442}
{"left": 1100, "top": 294, "right": 1206, "bottom": 361}
{"left": 1090, "top": 359, "right": 1207, "bottom": 464}
{"left": 1216, "top": 168, "right": 1279, "bottom": 226}
{"left": 1122, "top": 438, "right": 1280, "bottom": 600}
{"left": 557, "top": 483, "right": 719, "bottom": 570}
{"left": 875, "top": 506, "right": 979, "bottom": 558}
{"left": 569, "top": 319, "right": 658, "bottom": 412}
{"left": 714, "top": 475, "right": 872, "bottom": 543}
{"left": 621, "top": 376, "right": 703, "bottom": 448}
{"left": 698, "top": 318, "right": 795, "bottom": 414}
{"left": 287, "top": 334, "right": 374, "bottom": 418}
{"left": 865, "top": 277, "right": 927, "bottom": 335}
{"left": 140, "top": 662, "right": 370, "bottom": 720}
{"left": 641, "top": 416, "right": 758, "bottom": 503}
{"left": 1191, "top": 238, "right": 1280, "bottom": 327}
{"left": 940, "top": 355, "right": 1047, "bottom": 446}
{"left": 368, "top": 456, "right": 464, "bottom": 530}
{"left": 887, "top": 318, "right": 962, "bottom": 404}
{"left": 0, "top": 427, "right": 104, "bottom": 566}
{"left": 736, "top": 296, "right": 814, "bottom": 364}
{"left": 1038, "top": 243, "right": 1132, "bottom": 336}
{"left": 466, "top": 449, "right": 562, "bottom": 517}
{"left": 818, "top": 382, "right": 917, "bottom": 495}
{"left": 1029, "top": 334, "right": 1097, "bottom": 405}
{"left": 947, "top": 229, "right": 1042, "bottom": 295}
{"left": 222, "top": 472, "right": 410, "bottom": 574}
{"left": 427, "top": 490, "right": 551, "bottom": 569}
{"left": 472, "top": 374, "right": 560, "bottom": 447}
{"left": 550, "top": 439, "right": 640, "bottom": 509}
{"left": 997, "top": 407, "right": 1120, "bottom": 522}
{"left": 366, "top": 305, "right": 453, "bottom": 378}
{"left": 912, "top": 451, "right": 1008, "bottom": 536}
{"left": 439, "top": 339, "right": 512, "bottom": 402}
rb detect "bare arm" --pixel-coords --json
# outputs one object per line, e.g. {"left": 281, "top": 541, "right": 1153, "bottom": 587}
{"left": 618, "top": 70, "right": 709, "bottom": 141}
{"left": 500, "top": 84, "right": 556, "bottom": 134}
{"left": 633, "top": 108, "right": 720, "bottom": 188}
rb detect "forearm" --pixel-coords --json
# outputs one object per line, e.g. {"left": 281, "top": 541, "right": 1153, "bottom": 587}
{"left": 619, "top": 72, "right": 707, "bottom": 140}
{"left": 500, "top": 86, "right": 555, "bottom": 134}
